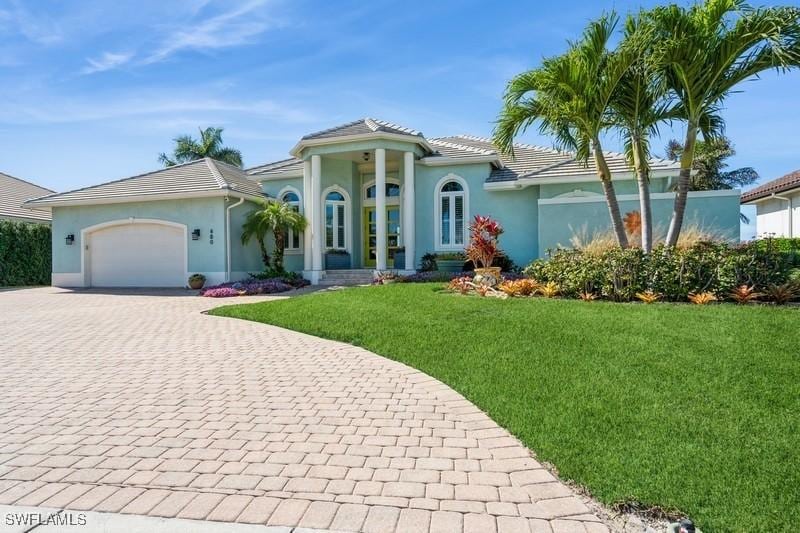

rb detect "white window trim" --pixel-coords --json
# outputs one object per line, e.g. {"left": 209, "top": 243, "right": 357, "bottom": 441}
{"left": 362, "top": 178, "right": 402, "bottom": 207}
{"left": 277, "top": 185, "right": 303, "bottom": 255}
{"left": 321, "top": 185, "right": 352, "bottom": 253}
{"left": 433, "top": 173, "right": 469, "bottom": 251}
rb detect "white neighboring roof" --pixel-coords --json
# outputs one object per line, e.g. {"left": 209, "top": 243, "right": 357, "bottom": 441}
{"left": 0, "top": 172, "right": 54, "bottom": 222}
{"left": 25, "top": 158, "right": 266, "bottom": 209}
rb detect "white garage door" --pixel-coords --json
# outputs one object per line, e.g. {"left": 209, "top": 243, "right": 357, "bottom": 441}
{"left": 89, "top": 223, "right": 185, "bottom": 287}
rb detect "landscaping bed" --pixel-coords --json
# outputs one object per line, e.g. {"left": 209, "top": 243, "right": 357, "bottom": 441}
{"left": 211, "top": 283, "right": 799, "bottom": 532}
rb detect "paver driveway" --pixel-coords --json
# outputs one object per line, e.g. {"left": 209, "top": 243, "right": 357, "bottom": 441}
{"left": 0, "top": 287, "right": 610, "bottom": 533}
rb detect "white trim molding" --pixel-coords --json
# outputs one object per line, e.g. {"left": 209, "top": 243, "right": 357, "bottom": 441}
{"left": 362, "top": 178, "right": 402, "bottom": 207}
{"left": 77, "top": 218, "right": 189, "bottom": 288}
{"left": 290, "top": 131, "right": 433, "bottom": 158}
{"left": 277, "top": 185, "right": 304, "bottom": 254}
{"left": 538, "top": 189, "right": 741, "bottom": 205}
{"left": 484, "top": 168, "right": 681, "bottom": 191}
{"left": 433, "top": 173, "right": 470, "bottom": 252}
{"left": 321, "top": 184, "right": 352, "bottom": 254}
{"left": 25, "top": 189, "right": 266, "bottom": 210}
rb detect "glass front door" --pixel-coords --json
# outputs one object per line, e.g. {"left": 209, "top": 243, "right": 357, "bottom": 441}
{"left": 364, "top": 207, "right": 401, "bottom": 267}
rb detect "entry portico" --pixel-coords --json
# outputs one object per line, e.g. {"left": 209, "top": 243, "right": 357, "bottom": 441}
{"left": 286, "top": 119, "right": 431, "bottom": 283}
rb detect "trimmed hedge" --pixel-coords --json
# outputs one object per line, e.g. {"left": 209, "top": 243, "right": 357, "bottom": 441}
{"left": 0, "top": 220, "right": 51, "bottom": 286}
{"left": 524, "top": 240, "right": 794, "bottom": 302}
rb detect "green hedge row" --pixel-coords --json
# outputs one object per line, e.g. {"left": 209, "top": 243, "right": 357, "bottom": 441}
{"left": 524, "top": 239, "right": 797, "bottom": 302}
{"left": 0, "top": 220, "right": 51, "bottom": 286}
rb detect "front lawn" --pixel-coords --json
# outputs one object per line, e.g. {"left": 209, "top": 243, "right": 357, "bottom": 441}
{"left": 211, "top": 283, "right": 799, "bottom": 532}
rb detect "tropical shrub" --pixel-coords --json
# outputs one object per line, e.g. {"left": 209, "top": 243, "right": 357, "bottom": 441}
{"left": 499, "top": 278, "right": 539, "bottom": 297}
{"left": 635, "top": 290, "right": 660, "bottom": 304}
{"left": 729, "top": 285, "right": 761, "bottom": 305}
{"left": 688, "top": 292, "right": 718, "bottom": 305}
{"left": 538, "top": 281, "right": 561, "bottom": 298}
{"left": 0, "top": 220, "right": 51, "bottom": 287}
{"left": 525, "top": 240, "right": 793, "bottom": 302}
{"left": 764, "top": 283, "right": 799, "bottom": 305}
{"left": 465, "top": 215, "right": 504, "bottom": 269}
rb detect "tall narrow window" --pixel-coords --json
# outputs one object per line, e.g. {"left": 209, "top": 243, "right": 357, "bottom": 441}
{"left": 281, "top": 191, "right": 301, "bottom": 251}
{"left": 438, "top": 179, "right": 466, "bottom": 248}
{"left": 325, "top": 191, "right": 347, "bottom": 250}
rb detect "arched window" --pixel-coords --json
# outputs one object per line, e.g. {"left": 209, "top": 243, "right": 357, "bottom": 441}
{"left": 280, "top": 189, "right": 302, "bottom": 251}
{"left": 325, "top": 191, "right": 347, "bottom": 250}
{"left": 366, "top": 182, "right": 401, "bottom": 199}
{"left": 435, "top": 176, "right": 468, "bottom": 249}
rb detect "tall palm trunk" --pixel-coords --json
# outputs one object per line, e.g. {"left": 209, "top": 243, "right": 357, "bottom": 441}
{"left": 257, "top": 236, "right": 270, "bottom": 270}
{"left": 594, "top": 142, "right": 629, "bottom": 248}
{"left": 665, "top": 123, "right": 698, "bottom": 247}
{"left": 631, "top": 138, "right": 653, "bottom": 252}
{"left": 272, "top": 229, "right": 286, "bottom": 272}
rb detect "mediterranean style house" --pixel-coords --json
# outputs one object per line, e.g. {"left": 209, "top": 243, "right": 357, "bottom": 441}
{"left": 741, "top": 169, "right": 799, "bottom": 238}
{"left": 25, "top": 118, "right": 741, "bottom": 287}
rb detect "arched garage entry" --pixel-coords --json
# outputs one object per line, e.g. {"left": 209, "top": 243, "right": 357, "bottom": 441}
{"left": 82, "top": 219, "right": 188, "bottom": 287}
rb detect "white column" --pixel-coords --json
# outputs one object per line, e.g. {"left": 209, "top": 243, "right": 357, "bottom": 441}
{"left": 311, "top": 155, "right": 323, "bottom": 279}
{"left": 375, "top": 148, "right": 387, "bottom": 271}
{"left": 403, "top": 151, "right": 415, "bottom": 271}
{"left": 302, "top": 160, "right": 312, "bottom": 272}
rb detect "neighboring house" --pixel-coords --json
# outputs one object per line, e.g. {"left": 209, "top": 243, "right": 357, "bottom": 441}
{"left": 740, "top": 169, "right": 799, "bottom": 238}
{"left": 0, "top": 172, "right": 54, "bottom": 224}
{"left": 25, "top": 118, "right": 741, "bottom": 287}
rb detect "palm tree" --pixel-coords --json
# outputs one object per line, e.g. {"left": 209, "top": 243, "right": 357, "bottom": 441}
{"left": 241, "top": 204, "right": 272, "bottom": 269}
{"left": 648, "top": 0, "right": 800, "bottom": 247}
{"left": 241, "top": 201, "right": 307, "bottom": 272}
{"left": 494, "top": 13, "right": 632, "bottom": 247}
{"left": 158, "top": 127, "right": 243, "bottom": 168}
{"left": 610, "top": 15, "right": 674, "bottom": 252}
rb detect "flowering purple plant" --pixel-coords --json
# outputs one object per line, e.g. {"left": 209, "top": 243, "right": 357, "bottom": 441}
{"left": 199, "top": 278, "right": 296, "bottom": 297}
{"left": 202, "top": 287, "right": 241, "bottom": 298}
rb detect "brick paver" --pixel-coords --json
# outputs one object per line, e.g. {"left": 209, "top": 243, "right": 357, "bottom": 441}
{"left": 0, "top": 287, "right": 611, "bottom": 532}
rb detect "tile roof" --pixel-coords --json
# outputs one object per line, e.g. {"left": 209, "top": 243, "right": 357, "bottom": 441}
{"left": 435, "top": 135, "right": 679, "bottom": 182}
{"left": 301, "top": 118, "right": 423, "bottom": 141}
{"left": 247, "top": 157, "right": 303, "bottom": 178}
{"left": 248, "top": 122, "right": 680, "bottom": 184}
{"left": 0, "top": 172, "right": 54, "bottom": 222}
{"left": 25, "top": 158, "right": 264, "bottom": 207}
{"left": 741, "top": 169, "right": 800, "bottom": 203}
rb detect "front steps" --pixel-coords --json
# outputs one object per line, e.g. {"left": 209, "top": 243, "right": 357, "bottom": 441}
{"left": 319, "top": 269, "right": 375, "bottom": 286}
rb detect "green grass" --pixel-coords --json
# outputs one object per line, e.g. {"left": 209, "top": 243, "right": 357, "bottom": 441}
{"left": 211, "top": 284, "right": 799, "bottom": 532}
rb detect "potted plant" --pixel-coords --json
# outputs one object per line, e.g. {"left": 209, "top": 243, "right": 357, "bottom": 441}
{"left": 436, "top": 252, "right": 466, "bottom": 273}
{"left": 393, "top": 247, "right": 406, "bottom": 270}
{"left": 188, "top": 273, "right": 206, "bottom": 290}
{"left": 466, "top": 215, "right": 504, "bottom": 286}
{"left": 325, "top": 249, "right": 351, "bottom": 270}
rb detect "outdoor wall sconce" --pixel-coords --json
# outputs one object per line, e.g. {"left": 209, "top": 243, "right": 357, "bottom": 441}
{"left": 362, "top": 151, "right": 371, "bottom": 162}
{"left": 65, "top": 234, "right": 75, "bottom": 245}
{"left": 192, "top": 228, "right": 201, "bottom": 240}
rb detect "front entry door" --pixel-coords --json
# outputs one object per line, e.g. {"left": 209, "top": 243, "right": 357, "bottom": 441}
{"left": 364, "top": 207, "right": 401, "bottom": 267}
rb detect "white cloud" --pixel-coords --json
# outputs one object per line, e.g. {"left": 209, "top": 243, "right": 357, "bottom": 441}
{"left": 0, "top": 93, "right": 316, "bottom": 126}
{"left": 144, "top": 0, "right": 276, "bottom": 64}
{"left": 0, "top": 3, "right": 62, "bottom": 45}
{"left": 82, "top": 51, "right": 134, "bottom": 74}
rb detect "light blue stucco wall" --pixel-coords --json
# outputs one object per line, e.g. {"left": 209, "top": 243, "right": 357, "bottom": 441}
{"left": 537, "top": 191, "right": 741, "bottom": 256}
{"left": 229, "top": 199, "right": 268, "bottom": 275}
{"left": 256, "top": 150, "right": 738, "bottom": 272}
{"left": 51, "top": 197, "right": 228, "bottom": 276}
{"left": 414, "top": 163, "right": 540, "bottom": 269}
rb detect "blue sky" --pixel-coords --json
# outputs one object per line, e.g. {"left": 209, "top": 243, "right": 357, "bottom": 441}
{"left": 1, "top": 0, "right": 798, "bottom": 235}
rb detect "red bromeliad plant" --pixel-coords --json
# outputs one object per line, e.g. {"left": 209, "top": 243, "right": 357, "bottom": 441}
{"left": 465, "top": 215, "right": 504, "bottom": 269}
